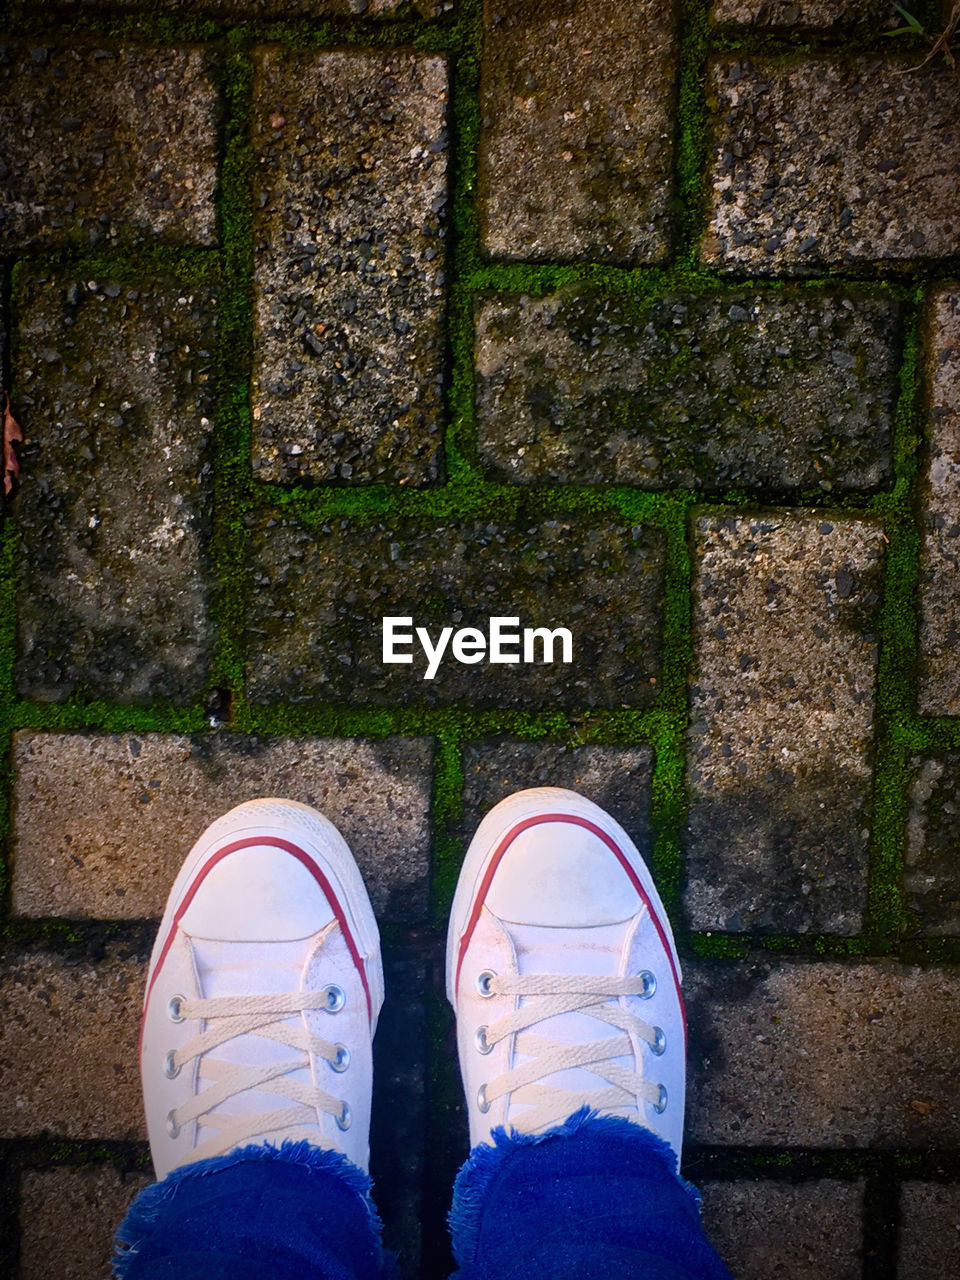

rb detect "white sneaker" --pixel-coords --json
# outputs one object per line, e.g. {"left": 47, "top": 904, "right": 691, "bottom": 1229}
{"left": 446, "top": 788, "right": 685, "bottom": 1162}
{"left": 140, "top": 799, "right": 384, "bottom": 1180}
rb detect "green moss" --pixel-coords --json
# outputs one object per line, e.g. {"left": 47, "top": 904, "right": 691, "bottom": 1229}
{"left": 675, "top": 0, "right": 712, "bottom": 268}
{"left": 208, "top": 49, "right": 255, "bottom": 698}
{"left": 0, "top": 6, "right": 452, "bottom": 48}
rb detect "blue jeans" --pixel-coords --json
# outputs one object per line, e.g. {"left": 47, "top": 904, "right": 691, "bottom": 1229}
{"left": 113, "top": 1111, "right": 734, "bottom": 1280}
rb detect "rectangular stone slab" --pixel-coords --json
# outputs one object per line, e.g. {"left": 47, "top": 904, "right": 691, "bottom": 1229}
{"left": 251, "top": 48, "right": 448, "bottom": 485}
{"left": 13, "top": 270, "right": 217, "bottom": 704}
{"left": 905, "top": 755, "right": 960, "bottom": 936}
{"left": 919, "top": 289, "right": 960, "bottom": 713}
{"left": 478, "top": 0, "right": 678, "bottom": 264}
{"left": 41, "top": 0, "right": 445, "bottom": 11}
{"left": 899, "top": 1183, "right": 960, "bottom": 1280}
{"left": 686, "top": 512, "right": 884, "bottom": 934}
{"left": 19, "top": 1167, "right": 150, "bottom": 1280}
{"left": 475, "top": 289, "right": 900, "bottom": 490}
{"left": 10, "top": 731, "right": 433, "bottom": 924}
{"left": 0, "top": 42, "right": 219, "bottom": 248}
{"left": 248, "top": 517, "right": 664, "bottom": 708}
{"left": 703, "top": 57, "right": 960, "bottom": 271}
{"left": 0, "top": 953, "right": 145, "bottom": 1139}
{"left": 461, "top": 740, "right": 654, "bottom": 856}
{"left": 699, "top": 1179, "right": 865, "bottom": 1280}
{"left": 687, "top": 960, "right": 960, "bottom": 1147}
{"left": 711, "top": 0, "right": 898, "bottom": 26}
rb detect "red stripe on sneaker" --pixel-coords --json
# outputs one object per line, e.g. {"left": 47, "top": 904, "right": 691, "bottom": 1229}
{"left": 143, "top": 836, "right": 373, "bottom": 1043}
{"left": 454, "top": 813, "right": 687, "bottom": 1047}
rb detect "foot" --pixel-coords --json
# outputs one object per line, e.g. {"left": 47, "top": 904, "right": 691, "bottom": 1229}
{"left": 446, "top": 788, "right": 685, "bottom": 1162}
{"left": 140, "top": 799, "right": 384, "bottom": 1179}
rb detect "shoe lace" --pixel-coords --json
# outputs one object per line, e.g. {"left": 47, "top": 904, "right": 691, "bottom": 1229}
{"left": 477, "top": 972, "right": 667, "bottom": 1134}
{"left": 165, "top": 977, "right": 351, "bottom": 1163}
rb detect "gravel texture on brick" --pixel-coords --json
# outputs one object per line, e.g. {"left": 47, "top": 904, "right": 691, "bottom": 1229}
{"left": 0, "top": 42, "right": 218, "bottom": 248}
{"left": 704, "top": 58, "right": 960, "bottom": 271}
{"left": 461, "top": 740, "right": 653, "bottom": 852}
{"left": 252, "top": 48, "right": 447, "bottom": 486}
{"left": 711, "top": 0, "right": 900, "bottom": 26}
{"left": 475, "top": 287, "right": 900, "bottom": 490}
{"left": 10, "top": 731, "right": 433, "bottom": 924}
{"left": 478, "top": 0, "right": 678, "bottom": 264}
{"left": 0, "top": 952, "right": 144, "bottom": 1139}
{"left": 49, "top": 0, "right": 447, "bottom": 12}
{"left": 898, "top": 1182, "right": 960, "bottom": 1280}
{"left": 905, "top": 756, "right": 960, "bottom": 936}
{"left": 919, "top": 290, "right": 960, "bottom": 713}
{"left": 687, "top": 960, "right": 960, "bottom": 1147}
{"left": 13, "top": 271, "right": 216, "bottom": 703}
{"left": 19, "top": 1165, "right": 150, "bottom": 1280}
{"left": 699, "top": 1179, "right": 864, "bottom": 1280}
{"left": 687, "top": 513, "right": 883, "bottom": 934}
{"left": 248, "top": 517, "right": 664, "bottom": 708}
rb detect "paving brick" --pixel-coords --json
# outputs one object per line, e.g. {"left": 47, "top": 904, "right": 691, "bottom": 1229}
{"left": 19, "top": 1165, "right": 150, "bottom": 1280}
{"left": 51, "top": 0, "right": 446, "bottom": 12}
{"left": 919, "top": 289, "right": 960, "bottom": 713}
{"left": 711, "top": 0, "right": 899, "bottom": 27}
{"left": 249, "top": 517, "right": 663, "bottom": 708}
{"left": 899, "top": 1182, "right": 960, "bottom": 1280}
{"left": 0, "top": 42, "right": 218, "bottom": 248}
{"left": 478, "top": 0, "right": 678, "bottom": 264}
{"left": 905, "top": 756, "right": 960, "bottom": 936}
{"left": 475, "top": 288, "right": 900, "bottom": 490}
{"left": 0, "top": 953, "right": 144, "bottom": 1139}
{"left": 687, "top": 514, "right": 883, "bottom": 934}
{"left": 704, "top": 58, "right": 960, "bottom": 271}
{"left": 13, "top": 271, "right": 216, "bottom": 704}
{"left": 687, "top": 960, "right": 960, "bottom": 1146}
{"left": 461, "top": 740, "right": 653, "bottom": 851}
{"left": 699, "top": 1179, "right": 864, "bottom": 1280}
{"left": 251, "top": 48, "right": 447, "bottom": 486}
{"left": 11, "top": 731, "right": 433, "bottom": 924}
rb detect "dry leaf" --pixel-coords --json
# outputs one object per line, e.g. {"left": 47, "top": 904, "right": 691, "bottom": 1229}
{"left": 3, "top": 395, "right": 23, "bottom": 497}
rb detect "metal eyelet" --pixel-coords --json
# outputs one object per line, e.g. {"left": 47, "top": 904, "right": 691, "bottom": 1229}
{"left": 477, "top": 1084, "right": 491, "bottom": 1114}
{"left": 167, "top": 994, "right": 186, "bottom": 1023}
{"left": 331, "top": 1044, "right": 350, "bottom": 1073}
{"left": 654, "top": 1084, "right": 668, "bottom": 1114}
{"left": 163, "top": 1049, "right": 181, "bottom": 1079}
{"left": 336, "top": 1101, "right": 352, "bottom": 1131}
{"left": 651, "top": 1027, "right": 666, "bottom": 1056}
{"left": 476, "top": 970, "right": 496, "bottom": 998}
{"left": 475, "top": 1025, "right": 493, "bottom": 1055}
{"left": 639, "top": 971, "right": 657, "bottom": 999}
{"left": 323, "top": 985, "right": 346, "bottom": 1013}
{"left": 165, "top": 1110, "right": 180, "bottom": 1139}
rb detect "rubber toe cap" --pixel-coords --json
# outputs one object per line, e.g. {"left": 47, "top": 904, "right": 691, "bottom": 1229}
{"left": 485, "top": 820, "right": 640, "bottom": 927}
{"left": 179, "top": 844, "right": 336, "bottom": 941}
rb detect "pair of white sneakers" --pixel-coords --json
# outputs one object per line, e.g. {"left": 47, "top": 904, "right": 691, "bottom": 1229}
{"left": 141, "top": 788, "right": 686, "bottom": 1181}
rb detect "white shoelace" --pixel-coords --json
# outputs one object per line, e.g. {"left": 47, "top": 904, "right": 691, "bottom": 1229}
{"left": 478, "top": 972, "right": 666, "bottom": 1134}
{"left": 165, "top": 983, "right": 350, "bottom": 1164}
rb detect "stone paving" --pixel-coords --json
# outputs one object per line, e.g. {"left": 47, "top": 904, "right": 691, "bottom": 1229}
{"left": 0, "top": 1, "right": 958, "bottom": 1278}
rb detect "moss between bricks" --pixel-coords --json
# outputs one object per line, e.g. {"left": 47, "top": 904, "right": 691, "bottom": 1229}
{"left": 0, "top": 0, "right": 956, "bottom": 1272}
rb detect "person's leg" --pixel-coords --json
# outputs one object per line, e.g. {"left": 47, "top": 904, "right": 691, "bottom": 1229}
{"left": 112, "top": 800, "right": 392, "bottom": 1280}
{"left": 114, "top": 1142, "right": 387, "bottom": 1280}
{"left": 445, "top": 788, "right": 734, "bottom": 1280}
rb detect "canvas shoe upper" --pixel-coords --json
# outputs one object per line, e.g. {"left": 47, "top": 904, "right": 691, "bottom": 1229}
{"left": 140, "top": 799, "right": 384, "bottom": 1180}
{"left": 446, "top": 788, "right": 686, "bottom": 1164}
